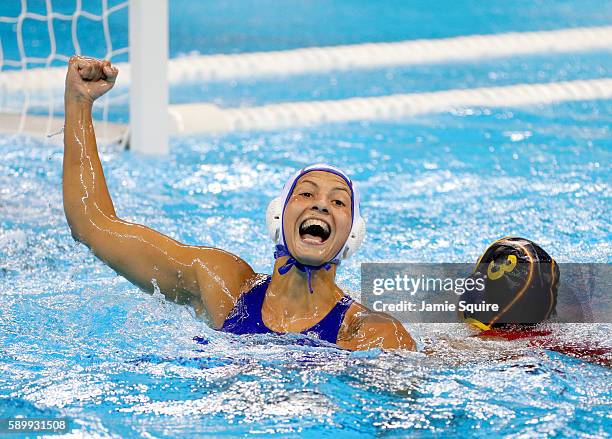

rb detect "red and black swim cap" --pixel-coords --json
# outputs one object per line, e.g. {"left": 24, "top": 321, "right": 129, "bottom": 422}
{"left": 463, "top": 237, "right": 560, "bottom": 329}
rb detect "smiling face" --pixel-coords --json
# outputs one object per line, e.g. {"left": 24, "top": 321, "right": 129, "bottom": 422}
{"left": 282, "top": 171, "right": 353, "bottom": 266}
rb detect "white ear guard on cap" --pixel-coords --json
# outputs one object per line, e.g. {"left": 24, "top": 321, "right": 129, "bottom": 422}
{"left": 266, "top": 196, "right": 283, "bottom": 243}
{"left": 265, "top": 164, "right": 366, "bottom": 262}
{"left": 341, "top": 215, "right": 366, "bottom": 259}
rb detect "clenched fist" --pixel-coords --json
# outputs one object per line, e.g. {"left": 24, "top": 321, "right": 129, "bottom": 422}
{"left": 65, "top": 56, "right": 118, "bottom": 104}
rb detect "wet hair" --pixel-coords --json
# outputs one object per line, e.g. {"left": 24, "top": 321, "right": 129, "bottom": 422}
{"left": 463, "top": 237, "right": 560, "bottom": 328}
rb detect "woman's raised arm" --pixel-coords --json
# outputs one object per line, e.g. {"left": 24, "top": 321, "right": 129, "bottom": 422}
{"left": 62, "top": 56, "right": 254, "bottom": 326}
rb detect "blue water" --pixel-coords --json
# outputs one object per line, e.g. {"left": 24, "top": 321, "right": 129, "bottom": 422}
{"left": 1, "top": 111, "right": 611, "bottom": 436}
{"left": 1, "top": 0, "right": 612, "bottom": 437}
{"left": 168, "top": 0, "right": 612, "bottom": 55}
{"left": 2, "top": 0, "right": 612, "bottom": 67}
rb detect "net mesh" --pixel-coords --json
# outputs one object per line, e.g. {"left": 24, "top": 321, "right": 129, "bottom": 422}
{"left": 0, "top": 0, "right": 129, "bottom": 142}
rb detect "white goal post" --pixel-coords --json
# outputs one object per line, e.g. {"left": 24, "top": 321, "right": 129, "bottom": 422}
{"left": 129, "top": 0, "right": 168, "bottom": 154}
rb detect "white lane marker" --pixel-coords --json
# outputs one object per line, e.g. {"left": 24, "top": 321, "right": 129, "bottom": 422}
{"left": 168, "top": 78, "right": 612, "bottom": 134}
{"left": 1, "top": 26, "right": 611, "bottom": 92}
{"left": 5, "top": 78, "right": 611, "bottom": 140}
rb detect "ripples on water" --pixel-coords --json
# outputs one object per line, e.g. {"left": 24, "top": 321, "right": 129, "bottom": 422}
{"left": 0, "top": 104, "right": 611, "bottom": 436}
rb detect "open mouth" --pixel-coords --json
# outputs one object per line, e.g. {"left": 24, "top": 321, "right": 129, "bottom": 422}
{"left": 299, "top": 218, "right": 331, "bottom": 245}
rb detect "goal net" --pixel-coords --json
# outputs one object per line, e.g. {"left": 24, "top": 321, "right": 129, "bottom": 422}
{"left": 0, "top": 0, "right": 130, "bottom": 145}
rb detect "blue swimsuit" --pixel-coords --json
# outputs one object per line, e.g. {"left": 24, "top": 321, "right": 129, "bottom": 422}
{"left": 220, "top": 276, "right": 354, "bottom": 344}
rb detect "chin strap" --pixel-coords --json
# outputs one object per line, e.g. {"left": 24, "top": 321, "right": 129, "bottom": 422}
{"left": 464, "top": 317, "right": 492, "bottom": 331}
{"left": 273, "top": 244, "right": 338, "bottom": 294}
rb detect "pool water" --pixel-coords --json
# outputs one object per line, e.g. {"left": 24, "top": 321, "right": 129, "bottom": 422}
{"left": 1, "top": 0, "right": 612, "bottom": 437}
{"left": 3, "top": 0, "right": 612, "bottom": 65}
{"left": 1, "top": 108, "right": 611, "bottom": 436}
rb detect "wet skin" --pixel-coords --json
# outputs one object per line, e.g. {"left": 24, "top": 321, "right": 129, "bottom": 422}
{"left": 63, "top": 56, "right": 415, "bottom": 351}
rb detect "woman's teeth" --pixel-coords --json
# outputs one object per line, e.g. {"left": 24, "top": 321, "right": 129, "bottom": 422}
{"left": 301, "top": 218, "right": 330, "bottom": 234}
{"left": 299, "top": 218, "right": 331, "bottom": 244}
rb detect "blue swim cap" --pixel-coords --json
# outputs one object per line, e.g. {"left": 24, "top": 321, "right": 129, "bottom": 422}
{"left": 266, "top": 164, "right": 366, "bottom": 292}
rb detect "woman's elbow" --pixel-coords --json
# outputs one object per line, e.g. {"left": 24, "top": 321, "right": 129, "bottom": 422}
{"left": 65, "top": 212, "right": 104, "bottom": 246}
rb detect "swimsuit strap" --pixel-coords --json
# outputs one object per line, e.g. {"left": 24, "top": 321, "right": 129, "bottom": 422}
{"left": 220, "top": 275, "right": 354, "bottom": 345}
{"left": 305, "top": 294, "right": 354, "bottom": 344}
{"left": 220, "top": 275, "right": 272, "bottom": 335}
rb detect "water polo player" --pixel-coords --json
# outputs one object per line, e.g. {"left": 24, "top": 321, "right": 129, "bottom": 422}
{"left": 62, "top": 57, "right": 415, "bottom": 351}
{"left": 461, "top": 237, "right": 560, "bottom": 330}
{"left": 458, "top": 238, "right": 612, "bottom": 366}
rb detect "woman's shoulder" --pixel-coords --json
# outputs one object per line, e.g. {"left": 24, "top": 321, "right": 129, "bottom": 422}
{"left": 337, "top": 301, "right": 416, "bottom": 351}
